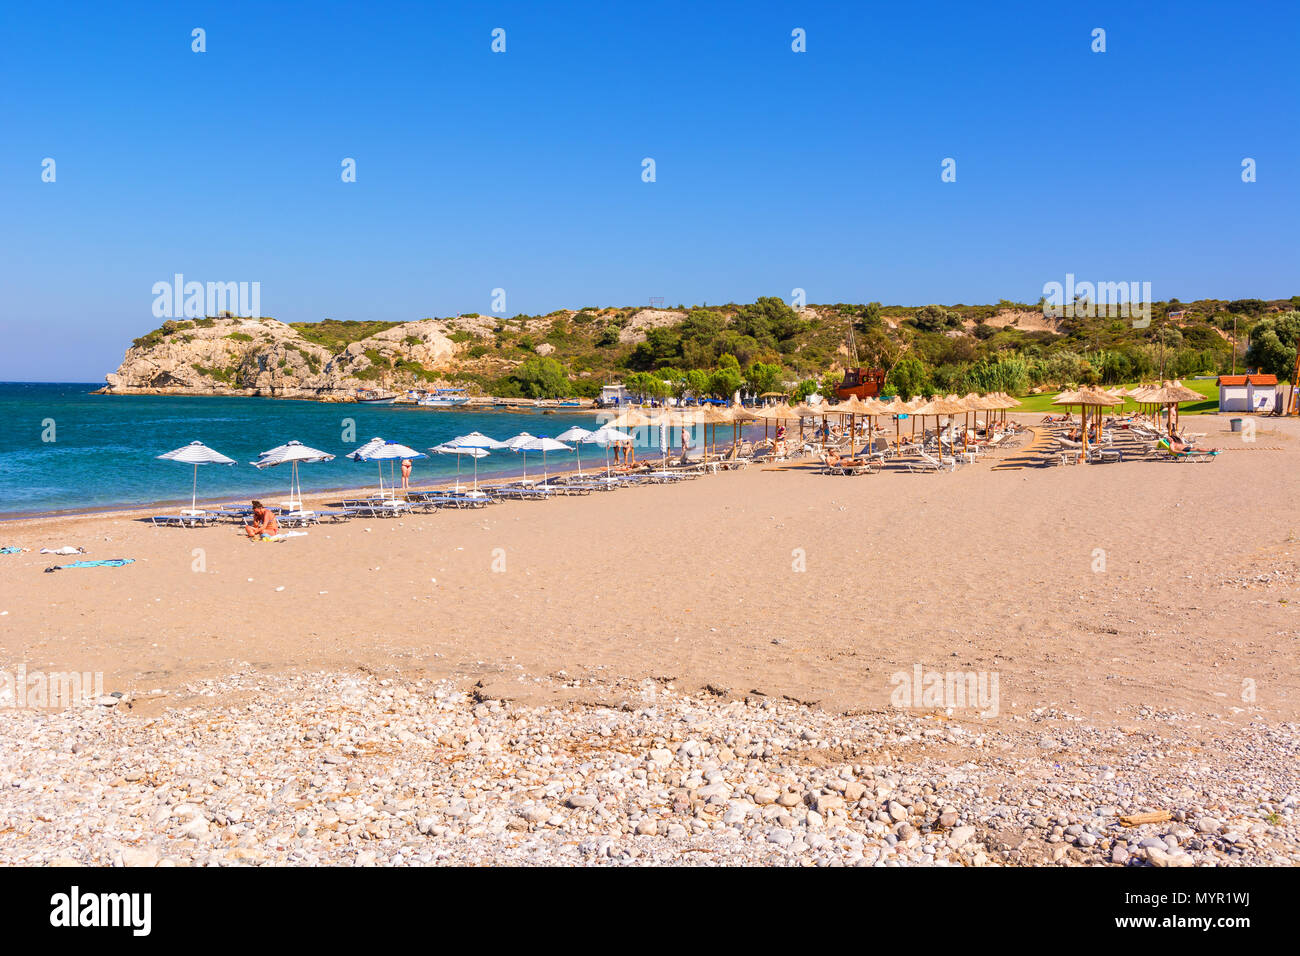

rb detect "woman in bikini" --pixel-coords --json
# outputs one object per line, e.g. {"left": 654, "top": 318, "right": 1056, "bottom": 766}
{"left": 244, "top": 501, "right": 280, "bottom": 539}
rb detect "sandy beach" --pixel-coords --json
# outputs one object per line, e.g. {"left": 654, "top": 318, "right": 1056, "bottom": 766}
{"left": 3, "top": 412, "right": 1298, "bottom": 721}
{"left": 2, "top": 412, "right": 1297, "bottom": 867}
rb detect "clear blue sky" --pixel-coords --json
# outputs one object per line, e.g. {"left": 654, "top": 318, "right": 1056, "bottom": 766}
{"left": 1, "top": 0, "right": 1295, "bottom": 380}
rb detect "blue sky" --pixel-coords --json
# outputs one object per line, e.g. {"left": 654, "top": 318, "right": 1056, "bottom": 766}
{"left": 1, "top": 0, "right": 1295, "bottom": 380}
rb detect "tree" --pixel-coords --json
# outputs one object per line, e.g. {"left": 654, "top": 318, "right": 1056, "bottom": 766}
{"left": 887, "top": 355, "right": 930, "bottom": 399}
{"left": 735, "top": 296, "right": 806, "bottom": 344}
{"left": 791, "top": 378, "right": 819, "bottom": 402}
{"left": 746, "top": 361, "right": 783, "bottom": 396}
{"left": 708, "top": 367, "right": 743, "bottom": 400}
{"left": 912, "top": 304, "right": 948, "bottom": 333}
{"left": 1244, "top": 311, "right": 1300, "bottom": 378}
{"left": 512, "top": 356, "right": 570, "bottom": 398}
{"left": 683, "top": 369, "right": 711, "bottom": 400}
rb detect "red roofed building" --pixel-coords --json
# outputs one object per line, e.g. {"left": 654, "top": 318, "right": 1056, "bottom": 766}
{"left": 1217, "top": 373, "right": 1279, "bottom": 412}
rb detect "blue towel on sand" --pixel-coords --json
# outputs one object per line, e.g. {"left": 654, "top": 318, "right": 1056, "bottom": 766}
{"left": 44, "top": 558, "right": 135, "bottom": 572}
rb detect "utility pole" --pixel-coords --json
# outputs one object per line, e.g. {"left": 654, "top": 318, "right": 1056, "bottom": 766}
{"left": 1231, "top": 315, "right": 1237, "bottom": 375}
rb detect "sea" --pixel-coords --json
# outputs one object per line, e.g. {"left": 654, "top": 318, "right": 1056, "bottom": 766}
{"left": 0, "top": 383, "right": 723, "bottom": 517}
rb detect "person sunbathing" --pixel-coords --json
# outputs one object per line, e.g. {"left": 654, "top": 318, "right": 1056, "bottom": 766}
{"left": 244, "top": 501, "right": 280, "bottom": 539}
{"left": 1168, "top": 431, "right": 1218, "bottom": 454}
{"left": 825, "top": 449, "right": 864, "bottom": 469}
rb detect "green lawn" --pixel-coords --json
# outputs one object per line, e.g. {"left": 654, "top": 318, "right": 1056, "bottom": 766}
{"left": 1010, "top": 378, "right": 1222, "bottom": 415}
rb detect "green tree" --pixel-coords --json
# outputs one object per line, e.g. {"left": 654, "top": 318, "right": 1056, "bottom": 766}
{"left": 887, "top": 355, "right": 930, "bottom": 399}
{"left": 683, "top": 369, "right": 711, "bottom": 400}
{"left": 512, "top": 356, "right": 570, "bottom": 398}
{"left": 1245, "top": 311, "right": 1300, "bottom": 378}
{"left": 746, "top": 361, "right": 783, "bottom": 396}
{"left": 791, "top": 378, "right": 819, "bottom": 402}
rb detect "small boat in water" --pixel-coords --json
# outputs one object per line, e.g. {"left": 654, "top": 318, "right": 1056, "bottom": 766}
{"left": 416, "top": 387, "right": 471, "bottom": 408}
{"left": 356, "top": 389, "right": 398, "bottom": 404}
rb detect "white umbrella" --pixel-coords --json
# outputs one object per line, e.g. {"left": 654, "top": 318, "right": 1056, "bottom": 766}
{"left": 582, "top": 426, "right": 633, "bottom": 475}
{"left": 157, "top": 440, "right": 235, "bottom": 515}
{"left": 500, "top": 432, "right": 537, "bottom": 481}
{"left": 555, "top": 426, "right": 593, "bottom": 476}
{"left": 444, "top": 430, "right": 509, "bottom": 450}
{"left": 250, "top": 440, "right": 335, "bottom": 509}
{"left": 431, "top": 443, "right": 490, "bottom": 493}
{"left": 347, "top": 438, "right": 426, "bottom": 497}
{"left": 515, "top": 435, "right": 572, "bottom": 484}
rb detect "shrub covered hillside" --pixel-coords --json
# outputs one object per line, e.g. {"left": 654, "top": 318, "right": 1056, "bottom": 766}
{"left": 434, "top": 295, "right": 1297, "bottom": 400}
{"left": 109, "top": 296, "right": 1299, "bottom": 400}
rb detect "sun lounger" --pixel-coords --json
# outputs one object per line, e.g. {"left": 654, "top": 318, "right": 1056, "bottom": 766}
{"left": 341, "top": 498, "right": 413, "bottom": 516}
{"left": 1087, "top": 447, "right": 1124, "bottom": 464}
{"left": 424, "top": 495, "right": 491, "bottom": 509}
{"left": 488, "top": 486, "right": 555, "bottom": 500}
{"left": 819, "top": 453, "right": 873, "bottom": 475}
{"left": 539, "top": 482, "right": 594, "bottom": 495}
{"left": 150, "top": 514, "right": 215, "bottom": 528}
{"left": 1154, "top": 439, "right": 1220, "bottom": 462}
{"left": 907, "top": 451, "right": 955, "bottom": 473}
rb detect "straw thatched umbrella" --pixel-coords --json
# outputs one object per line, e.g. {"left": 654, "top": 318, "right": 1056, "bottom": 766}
{"left": 1053, "top": 387, "right": 1122, "bottom": 460}
{"left": 728, "top": 402, "right": 760, "bottom": 451}
{"left": 1142, "top": 380, "right": 1202, "bottom": 433}
{"left": 695, "top": 404, "right": 735, "bottom": 460}
{"left": 961, "top": 392, "right": 996, "bottom": 448}
{"left": 604, "top": 407, "right": 654, "bottom": 429}
{"left": 824, "top": 394, "right": 876, "bottom": 454}
{"left": 601, "top": 406, "right": 656, "bottom": 466}
{"left": 756, "top": 401, "right": 801, "bottom": 445}
{"left": 980, "top": 392, "right": 1013, "bottom": 431}
{"left": 994, "top": 391, "right": 1021, "bottom": 429}
{"left": 912, "top": 395, "right": 967, "bottom": 454}
{"left": 878, "top": 395, "right": 911, "bottom": 450}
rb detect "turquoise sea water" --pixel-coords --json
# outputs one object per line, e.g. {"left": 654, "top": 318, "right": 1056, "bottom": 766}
{"left": 0, "top": 383, "right": 720, "bottom": 517}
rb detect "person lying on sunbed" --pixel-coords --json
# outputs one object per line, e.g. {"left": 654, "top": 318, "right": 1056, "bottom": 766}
{"left": 825, "top": 450, "right": 865, "bottom": 469}
{"left": 244, "top": 500, "right": 280, "bottom": 539}
{"left": 1168, "top": 430, "right": 1219, "bottom": 454}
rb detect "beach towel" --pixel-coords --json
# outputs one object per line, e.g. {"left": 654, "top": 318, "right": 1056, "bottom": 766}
{"left": 1, "top": 547, "right": 27, "bottom": 555}
{"left": 40, "top": 546, "right": 86, "bottom": 555}
{"left": 44, "top": 558, "right": 135, "bottom": 573}
{"left": 259, "top": 531, "right": 308, "bottom": 542}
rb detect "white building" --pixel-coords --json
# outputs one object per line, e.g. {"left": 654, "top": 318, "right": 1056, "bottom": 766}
{"left": 1217, "top": 374, "right": 1279, "bottom": 413}
{"left": 599, "top": 383, "right": 629, "bottom": 405}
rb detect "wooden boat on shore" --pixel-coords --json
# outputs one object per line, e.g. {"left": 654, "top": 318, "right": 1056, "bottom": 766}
{"left": 834, "top": 367, "right": 887, "bottom": 400}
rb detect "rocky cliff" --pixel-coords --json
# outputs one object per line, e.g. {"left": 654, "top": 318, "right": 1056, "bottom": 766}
{"left": 101, "top": 316, "right": 460, "bottom": 401}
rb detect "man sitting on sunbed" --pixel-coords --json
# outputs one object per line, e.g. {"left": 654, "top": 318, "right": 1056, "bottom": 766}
{"left": 244, "top": 500, "right": 280, "bottom": 539}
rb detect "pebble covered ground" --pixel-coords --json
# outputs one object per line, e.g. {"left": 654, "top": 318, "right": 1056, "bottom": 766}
{"left": 0, "top": 671, "right": 1295, "bottom": 866}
